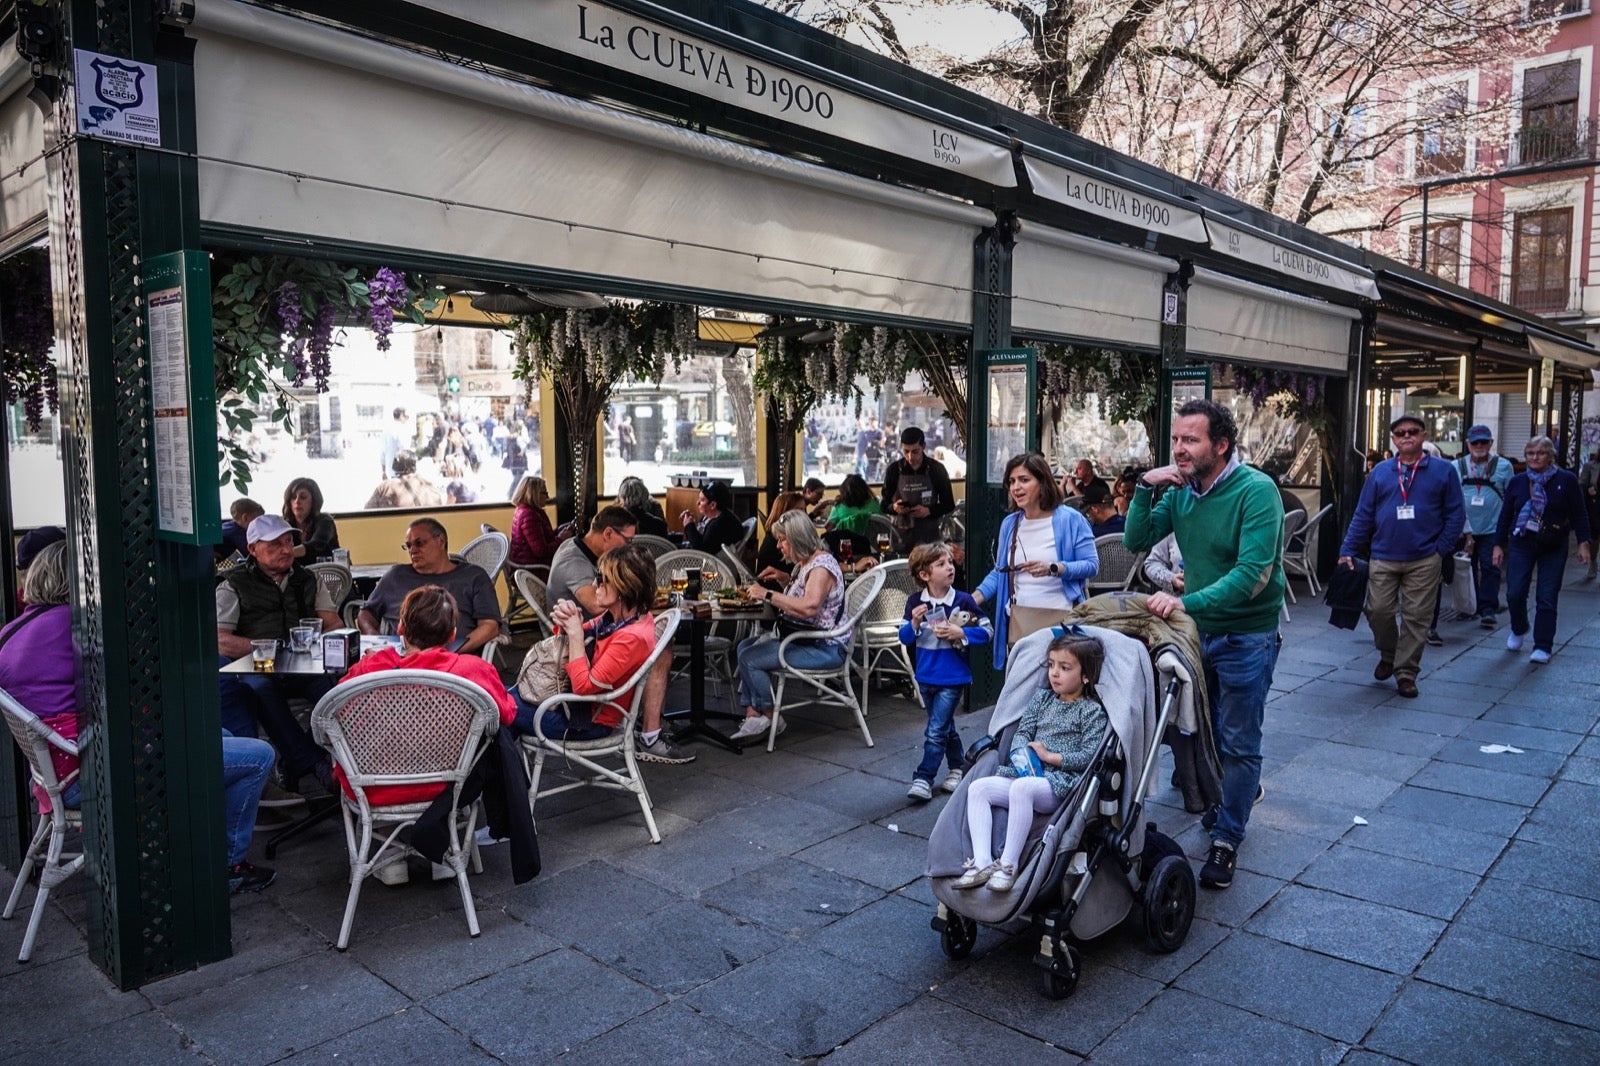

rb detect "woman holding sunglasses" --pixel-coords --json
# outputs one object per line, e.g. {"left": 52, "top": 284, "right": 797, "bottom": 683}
{"left": 971, "top": 452, "right": 1098, "bottom": 665}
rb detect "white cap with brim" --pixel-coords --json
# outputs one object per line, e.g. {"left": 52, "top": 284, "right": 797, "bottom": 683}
{"left": 247, "top": 514, "right": 295, "bottom": 545}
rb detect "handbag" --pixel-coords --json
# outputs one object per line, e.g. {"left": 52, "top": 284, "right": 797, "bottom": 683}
{"left": 1007, "top": 604, "right": 1067, "bottom": 646}
{"left": 1534, "top": 520, "right": 1569, "bottom": 552}
{"left": 516, "top": 632, "right": 572, "bottom": 707}
{"left": 1449, "top": 551, "right": 1476, "bottom": 615}
{"left": 774, "top": 614, "right": 828, "bottom": 640}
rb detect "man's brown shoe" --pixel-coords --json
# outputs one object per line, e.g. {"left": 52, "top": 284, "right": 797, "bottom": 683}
{"left": 1374, "top": 661, "right": 1395, "bottom": 681}
{"left": 1396, "top": 678, "right": 1418, "bottom": 698}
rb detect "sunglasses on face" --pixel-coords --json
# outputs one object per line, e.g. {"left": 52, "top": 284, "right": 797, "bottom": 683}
{"left": 1391, "top": 428, "right": 1422, "bottom": 438}
{"left": 401, "top": 537, "right": 437, "bottom": 551}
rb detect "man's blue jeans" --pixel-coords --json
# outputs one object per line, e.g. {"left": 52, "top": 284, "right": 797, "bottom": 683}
{"left": 736, "top": 633, "right": 846, "bottom": 712}
{"left": 1200, "top": 630, "right": 1280, "bottom": 849}
{"left": 1470, "top": 534, "right": 1501, "bottom": 618}
{"left": 221, "top": 732, "right": 276, "bottom": 866}
{"left": 914, "top": 684, "right": 965, "bottom": 782}
{"left": 1505, "top": 540, "right": 1568, "bottom": 652}
{"left": 218, "top": 656, "right": 332, "bottom": 778}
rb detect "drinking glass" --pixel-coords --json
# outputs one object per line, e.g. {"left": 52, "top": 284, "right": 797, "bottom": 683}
{"left": 875, "top": 533, "right": 891, "bottom": 556}
{"left": 251, "top": 638, "right": 278, "bottom": 672}
{"left": 701, "top": 566, "right": 719, "bottom": 590}
{"left": 289, "top": 625, "right": 316, "bottom": 655}
{"left": 839, "top": 539, "right": 854, "bottom": 564}
{"left": 670, "top": 569, "right": 689, "bottom": 594}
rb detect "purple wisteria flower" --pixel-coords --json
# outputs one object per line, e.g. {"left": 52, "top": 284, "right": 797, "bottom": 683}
{"left": 366, "top": 267, "right": 409, "bottom": 351}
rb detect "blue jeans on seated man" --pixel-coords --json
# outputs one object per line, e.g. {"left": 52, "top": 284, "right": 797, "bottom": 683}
{"left": 222, "top": 732, "right": 276, "bottom": 865}
{"left": 217, "top": 656, "right": 333, "bottom": 779}
{"left": 1200, "top": 630, "right": 1280, "bottom": 850}
{"left": 914, "top": 683, "right": 964, "bottom": 782}
{"left": 1504, "top": 539, "right": 1567, "bottom": 652}
{"left": 507, "top": 687, "right": 613, "bottom": 742}
{"left": 735, "top": 633, "right": 847, "bottom": 713}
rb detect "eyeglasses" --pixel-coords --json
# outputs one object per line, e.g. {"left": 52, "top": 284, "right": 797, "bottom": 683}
{"left": 401, "top": 537, "right": 438, "bottom": 551}
{"left": 1391, "top": 428, "right": 1422, "bottom": 438}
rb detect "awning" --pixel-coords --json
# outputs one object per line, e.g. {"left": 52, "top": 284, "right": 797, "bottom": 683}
{"left": 1186, "top": 268, "right": 1359, "bottom": 374}
{"left": 188, "top": 1, "right": 993, "bottom": 327}
{"left": 1011, "top": 221, "right": 1177, "bottom": 350}
{"left": 1529, "top": 331, "right": 1600, "bottom": 371}
{"left": 0, "top": 39, "right": 47, "bottom": 253}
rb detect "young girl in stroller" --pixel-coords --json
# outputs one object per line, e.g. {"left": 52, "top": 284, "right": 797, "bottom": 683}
{"left": 953, "top": 631, "right": 1110, "bottom": 892}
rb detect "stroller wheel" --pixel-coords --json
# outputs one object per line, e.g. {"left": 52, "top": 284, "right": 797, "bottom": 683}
{"left": 1143, "top": 854, "right": 1197, "bottom": 953}
{"left": 939, "top": 912, "right": 978, "bottom": 960}
{"left": 1042, "top": 944, "right": 1080, "bottom": 1000}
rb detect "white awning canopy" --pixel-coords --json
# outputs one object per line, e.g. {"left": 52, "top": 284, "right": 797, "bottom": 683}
{"left": 1186, "top": 268, "right": 1359, "bottom": 374}
{"left": 0, "top": 40, "right": 47, "bottom": 252}
{"left": 188, "top": 1, "right": 993, "bottom": 327}
{"left": 1010, "top": 222, "right": 1177, "bottom": 350}
{"left": 1528, "top": 331, "right": 1600, "bottom": 371}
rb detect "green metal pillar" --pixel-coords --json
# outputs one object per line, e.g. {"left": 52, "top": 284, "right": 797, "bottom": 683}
{"left": 44, "top": 0, "right": 229, "bottom": 988}
{"left": 1155, "top": 266, "right": 1193, "bottom": 465}
{"left": 966, "top": 215, "right": 1016, "bottom": 709}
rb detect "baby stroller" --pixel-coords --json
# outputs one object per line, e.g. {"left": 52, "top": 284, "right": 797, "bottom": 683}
{"left": 926, "top": 622, "right": 1198, "bottom": 999}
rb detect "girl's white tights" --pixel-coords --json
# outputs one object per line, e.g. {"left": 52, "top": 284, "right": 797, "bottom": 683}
{"left": 966, "top": 774, "right": 1059, "bottom": 871}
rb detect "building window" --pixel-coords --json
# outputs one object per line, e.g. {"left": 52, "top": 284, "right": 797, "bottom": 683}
{"left": 1512, "top": 207, "right": 1572, "bottom": 310}
{"left": 1329, "top": 101, "right": 1372, "bottom": 176}
{"left": 1518, "top": 60, "right": 1583, "bottom": 163}
{"left": 1415, "top": 82, "right": 1468, "bottom": 177}
{"left": 1409, "top": 219, "right": 1463, "bottom": 281}
{"left": 1526, "top": 0, "right": 1588, "bottom": 21}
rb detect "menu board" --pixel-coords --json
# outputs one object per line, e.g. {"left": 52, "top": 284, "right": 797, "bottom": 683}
{"left": 142, "top": 251, "right": 220, "bottom": 545}
{"left": 981, "top": 349, "right": 1037, "bottom": 485}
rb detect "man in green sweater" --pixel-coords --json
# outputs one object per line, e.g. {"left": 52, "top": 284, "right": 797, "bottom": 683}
{"left": 1124, "top": 399, "right": 1285, "bottom": 890}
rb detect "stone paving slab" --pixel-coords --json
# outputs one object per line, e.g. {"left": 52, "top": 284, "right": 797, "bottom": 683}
{"left": 1297, "top": 843, "right": 1480, "bottom": 921}
{"left": 1368, "top": 979, "right": 1600, "bottom": 1066}
{"left": 1416, "top": 924, "right": 1600, "bottom": 1030}
{"left": 276, "top": 1006, "right": 501, "bottom": 1066}
{"left": 1174, "top": 930, "right": 1400, "bottom": 1043}
{"left": 823, "top": 996, "right": 1080, "bottom": 1065}
{"left": 1091, "top": 986, "right": 1344, "bottom": 1063}
{"left": 555, "top": 1002, "right": 798, "bottom": 1065}
{"left": 1246, "top": 884, "right": 1446, "bottom": 974}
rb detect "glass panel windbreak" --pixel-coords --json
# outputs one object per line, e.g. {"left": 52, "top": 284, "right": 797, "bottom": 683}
{"left": 1211, "top": 386, "right": 1325, "bottom": 486}
{"left": 1043, "top": 397, "right": 1155, "bottom": 481}
{"left": 6, "top": 403, "right": 67, "bottom": 528}
{"left": 223, "top": 323, "right": 539, "bottom": 514}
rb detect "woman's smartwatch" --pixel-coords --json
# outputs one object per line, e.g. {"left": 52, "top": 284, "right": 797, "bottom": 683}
{"left": 764, "top": 589, "right": 774, "bottom": 602}
{"left": 1048, "top": 563, "right": 1060, "bottom": 576}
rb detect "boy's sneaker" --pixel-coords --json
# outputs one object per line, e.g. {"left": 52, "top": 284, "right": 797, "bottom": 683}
{"left": 907, "top": 778, "right": 933, "bottom": 801}
{"left": 939, "top": 769, "right": 965, "bottom": 793}
{"left": 1199, "top": 842, "right": 1236, "bottom": 889}
{"left": 1480, "top": 614, "right": 1496, "bottom": 629}
{"left": 637, "top": 733, "right": 696, "bottom": 764}
{"left": 227, "top": 861, "right": 277, "bottom": 895}
{"left": 986, "top": 862, "right": 1018, "bottom": 892}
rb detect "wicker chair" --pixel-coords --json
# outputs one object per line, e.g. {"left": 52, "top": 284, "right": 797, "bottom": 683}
{"left": 768, "top": 565, "right": 887, "bottom": 751}
{"left": 305, "top": 561, "right": 354, "bottom": 611}
{"left": 865, "top": 512, "right": 898, "bottom": 554}
{"left": 520, "top": 610, "right": 681, "bottom": 843}
{"left": 1282, "top": 502, "right": 1332, "bottom": 596}
{"left": 457, "top": 531, "right": 511, "bottom": 664}
{"left": 0, "top": 687, "right": 82, "bottom": 964}
{"left": 1087, "top": 534, "right": 1145, "bottom": 595}
{"left": 512, "top": 568, "right": 557, "bottom": 639}
{"left": 851, "top": 559, "right": 923, "bottom": 714}
{"left": 310, "top": 669, "right": 500, "bottom": 951}
{"left": 631, "top": 535, "right": 677, "bottom": 560}
{"left": 718, "top": 545, "right": 755, "bottom": 585}
{"left": 1279, "top": 509, "right": 1307, "bottom": 605}
{"left": 657, "top": 548, "right": 737, "bottom": 701}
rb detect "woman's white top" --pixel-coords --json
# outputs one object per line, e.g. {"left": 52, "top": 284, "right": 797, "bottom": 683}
{"left": 1010, "top": 514, "right": 1068, "bottom": 607}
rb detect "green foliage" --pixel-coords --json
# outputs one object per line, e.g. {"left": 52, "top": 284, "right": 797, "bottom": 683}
{"left": 1039, "top": 345, "right": 1161, "bottom": 428}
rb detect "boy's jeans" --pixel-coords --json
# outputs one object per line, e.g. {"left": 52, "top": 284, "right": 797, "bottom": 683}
{"left": 914, "top": 684, "right": 964, "bottom": 782}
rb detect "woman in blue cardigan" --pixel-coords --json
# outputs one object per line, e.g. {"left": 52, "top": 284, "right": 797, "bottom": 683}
{"left": 1492, "top": 436, "right": 1592, "bottom": 663}
{"left": 973, "top": 453, "right": 1098, "bottom": 667}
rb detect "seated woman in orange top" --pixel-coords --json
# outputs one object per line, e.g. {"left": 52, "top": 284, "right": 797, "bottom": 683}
{"left": 336, "top": 584, "right": 516, "bottom": 805}
{"left": 511, "top": 542, "right": 659, "bottom": 742}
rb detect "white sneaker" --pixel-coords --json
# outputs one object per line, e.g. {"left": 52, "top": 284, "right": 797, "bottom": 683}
{"left": 430, "top": 861, "right": 456, "bottom": 881}
{"left": 1507, "top": 632, "right": 1524, "bottom": 652}
{"left": 907, "top": 778, "right": 933, "bottom": 801}
{"left": 730, "top": 715, "right": 771, "bottom": 741}
{"left": 474, "top": 826, "right": 505, "bottom": 848}
{"left": 939, "top": 769, "right": 965, "bottom": 793}
{"left": 1530, "top": 649, "right": 1551, "bottom": 664}
{"left": 373, "top": 858, "right": 410, "bottom": 885}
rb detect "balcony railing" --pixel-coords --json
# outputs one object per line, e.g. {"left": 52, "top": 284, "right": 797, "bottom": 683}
{"left": 1509, "top": 119, "right": 1595, "bottom": 167}
{"left": 1509, "top": 275, "right": 1582, "bottom": 313}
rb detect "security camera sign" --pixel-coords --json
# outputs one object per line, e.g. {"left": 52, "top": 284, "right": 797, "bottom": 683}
{"left": 74, "top": 49, "right": 160, "bottom": 147}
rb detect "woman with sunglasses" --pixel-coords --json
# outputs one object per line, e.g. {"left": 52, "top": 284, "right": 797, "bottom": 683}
{"left": 1492, "top": 436, "right": 1591, "bottom": 664}
{"left": 971, "top": 453, "right": 1098, "bottom": 666}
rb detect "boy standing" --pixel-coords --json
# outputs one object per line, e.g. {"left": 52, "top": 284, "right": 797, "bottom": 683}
{"left": 899, "top": 543, "right": 991, "bottom": 801}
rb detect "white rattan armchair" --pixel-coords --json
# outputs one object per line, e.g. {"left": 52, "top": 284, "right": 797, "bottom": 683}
{"left": 519, "top": 610, "right": 681, "bottom": 843}
{"left": 310, "top": 669, "right": 499, "bottom": 951}
{"left": 512, "top": 568, "right": 557, "bottom": 639}
{"left": 851, "top": 559, "right": 922, "bottom": 714}
{"left": 1, "top": 687, "right": 82, "bottom": 963}
{"left": 768, "top": 565, "right": 887, "bottom": 751}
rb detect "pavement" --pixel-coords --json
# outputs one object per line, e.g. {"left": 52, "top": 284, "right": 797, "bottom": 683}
{"left": 5, "top": 571, "right": 1600, "bottom": 1064}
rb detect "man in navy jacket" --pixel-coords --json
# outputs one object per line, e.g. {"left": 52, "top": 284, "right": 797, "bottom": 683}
{"left": 1338, "top": 415, "right": 1464, "bottom": 698}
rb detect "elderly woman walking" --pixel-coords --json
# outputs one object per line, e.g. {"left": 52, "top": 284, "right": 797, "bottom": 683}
{"left": 1493, "top": 436, "right": 1591, "bottom": 664}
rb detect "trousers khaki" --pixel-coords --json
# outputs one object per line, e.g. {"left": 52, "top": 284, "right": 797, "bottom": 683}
{"left": 1365, "top": 555, "right": 1443, "bottom": 682}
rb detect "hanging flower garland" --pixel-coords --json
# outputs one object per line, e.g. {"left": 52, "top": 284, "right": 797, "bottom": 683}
{"left": 0, "top": 249, "right": 58, "bottom": 432}
{"left": 211, "top": 254, "right": 437, "bottom": 490}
